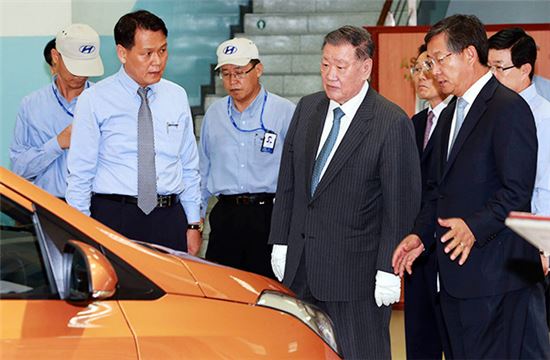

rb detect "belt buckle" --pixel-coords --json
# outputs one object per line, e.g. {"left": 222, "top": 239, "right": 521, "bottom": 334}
{"left": 237, "top": 196, "right": 249, "bottom": 205}
{"left": 158, "top": 195, "right": 170, "bottom": 207}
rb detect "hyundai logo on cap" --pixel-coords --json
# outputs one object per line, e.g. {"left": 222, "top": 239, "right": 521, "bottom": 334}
{"left": 223, "top": 45, "right": 237, "bottom": 55}
{"left": 79, "top": 45, "right": 96, "bottom": 54}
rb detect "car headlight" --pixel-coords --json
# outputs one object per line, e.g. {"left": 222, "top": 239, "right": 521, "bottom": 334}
{"left": 256, "top": 290, "right": 340, "bottom": 355}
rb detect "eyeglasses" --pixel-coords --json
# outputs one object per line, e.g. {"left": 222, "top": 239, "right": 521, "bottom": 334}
{"left": 219, "top": 62, "right": 258, "bottom": 81}
{"left": 423, "top": 52, "right": 454, "bottom": 72}
{"left": 489, "top": 64, "right": 515, "bottom": 74}
{"left": 410, "top": 65, "right": 426, "bottom": 76}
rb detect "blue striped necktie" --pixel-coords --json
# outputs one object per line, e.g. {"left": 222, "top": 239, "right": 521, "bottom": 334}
{"left": 311, "top": 107, "right": 345, "bottom": 196}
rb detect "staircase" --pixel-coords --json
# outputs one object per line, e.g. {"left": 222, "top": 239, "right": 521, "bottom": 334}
{"left": 195, "top": 0, "right": 392, "bottom": 136}
{"left": 195, "top": 0, "right": 411, "bottom": 256}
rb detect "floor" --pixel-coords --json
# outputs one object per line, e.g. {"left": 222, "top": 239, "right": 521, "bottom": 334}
{"left": 390, "top": 310, "right": 406, "bottom": 359}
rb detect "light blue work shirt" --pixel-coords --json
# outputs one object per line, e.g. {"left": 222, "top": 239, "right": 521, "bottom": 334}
{"left": 521, "top": 84, "right": 550, "bottom": 215}
{"left": 199, "top": 86, "right": 295, "bottom": 217}
{"left": 66, "top": 66, "right": 200, "bottom": 222}
{"left": 9, "top": 77, "right": 88, "bottom": 198}
{"left": 534, "top": 75, "right": 550, "bottom": 102}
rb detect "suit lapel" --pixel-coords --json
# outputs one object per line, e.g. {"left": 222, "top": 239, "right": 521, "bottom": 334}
{"left": 305, "top": 96, "right": 330, "bottom": 199}
{"left": 441, "top": 77, "right": 497, "bottom": 180}
{"left": 311, "top": 88, "right": 375, "bottom": 201}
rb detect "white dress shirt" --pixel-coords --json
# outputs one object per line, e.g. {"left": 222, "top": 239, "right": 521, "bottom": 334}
{"left": 316, "top": 81, "right": 370, "bottom": 179}
{"left": 447, "top": 71, "right": 493, "bottom": 154}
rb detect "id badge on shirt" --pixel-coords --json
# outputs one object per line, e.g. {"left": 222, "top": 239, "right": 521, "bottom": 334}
{"left": 261, "top": 131, "right": 277, "bottom": 153}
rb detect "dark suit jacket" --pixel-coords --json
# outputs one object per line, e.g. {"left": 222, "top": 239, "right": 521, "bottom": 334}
{"left": 412, "top": 108, "right": 430, "bottom": 156}
{"left": 269, "top": 87, "right": 421, "bottom": 302}
{"left": 413, "top": 76, "right": 542, "bottom": 299}
{"left": 412, "top": 107, "right": 444, "bottom": 208}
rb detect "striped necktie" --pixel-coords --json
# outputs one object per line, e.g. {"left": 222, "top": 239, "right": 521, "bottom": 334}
{"left": 423, "top": 110, "right": 435, "bottom": 150}
{"left": 311, "top": 107, "right": 345, "bottom": 196}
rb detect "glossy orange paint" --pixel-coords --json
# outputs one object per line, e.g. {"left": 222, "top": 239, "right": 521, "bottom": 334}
{"left": 120, "top": 295, "right": 340, "bottom": 359}
{"left": 67, "top": 240, "right": 118, "bottom": 299}
{"left": 1, "top": 300, "right": 137, "bottom": 359}
{"left": 0, "top": 167, "right": 341, "bottom": 359}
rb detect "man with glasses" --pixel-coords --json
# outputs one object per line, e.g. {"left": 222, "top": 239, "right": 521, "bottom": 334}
{"left": 405, "top": 44, "right": 451, "bottom": 360}
{"left": 489, "top": 27, "right": 550, "bottom": 331}
{"left": 199, "top": 38, "right": 295, "bottom": 277}
{"left": 488, "top": 28, "right": 550, "bottom": 219}
{"left": 393, "top": 15, "right": 549, "bottom": 358}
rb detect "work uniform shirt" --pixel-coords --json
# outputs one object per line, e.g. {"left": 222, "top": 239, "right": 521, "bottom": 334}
{"left": 199, "top": 86, "right": 295, "bottom": 217}
{"left": 66, "top": 66, "right": 200, "bottom": 221}
{"left": 10, "top": 78, "right": 89, "bottom": 197}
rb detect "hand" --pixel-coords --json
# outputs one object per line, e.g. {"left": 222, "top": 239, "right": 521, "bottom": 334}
{"left": 392, "top": 234, "right": 425, "bottom": 277}
{"left": 374, "top": 270, "right": 401, "bottom": 307}
{"left": 541, "top": 253, "right": 549, "bottom": 276}
{"left": 57, "top": 124, "right": 72, "bottom": 149}
{"left": 186, "top": 229, "right": 202, "bottom": 256}
{"left": 439, "top": 217, "right": 476, "bottom": 265}
{"left": 271, "top": 245, "right": 287, "bottom": 281}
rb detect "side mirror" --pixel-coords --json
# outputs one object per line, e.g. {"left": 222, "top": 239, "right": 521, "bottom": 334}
{"left": 63, "top": 240, "right": 118, "bottom": 302}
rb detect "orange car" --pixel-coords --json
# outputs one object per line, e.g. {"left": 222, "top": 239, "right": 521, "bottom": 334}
{"left": 0, "top": 167, "right": 341, "bottom": 359}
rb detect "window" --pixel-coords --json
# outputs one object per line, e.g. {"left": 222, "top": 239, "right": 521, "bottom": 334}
{"left": 0, "top": 196, "right": 57, "bottom": 299}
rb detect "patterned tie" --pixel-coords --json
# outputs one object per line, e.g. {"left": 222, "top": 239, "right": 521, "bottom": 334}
{"left": 311, "top": 107, "right": 345, "bottom": 196}
{"left": 137, "top": 87, "right": 157, "bottom": 215}
{"left": 448, "top": 97, "right": 468, "bottom": 157}
{"left": 423, "top": 110, "right": 435, "bottom": 150}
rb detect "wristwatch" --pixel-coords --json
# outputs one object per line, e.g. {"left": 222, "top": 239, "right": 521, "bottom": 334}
{"left": 187, "top": 223, "right": 203, "bottom": 233}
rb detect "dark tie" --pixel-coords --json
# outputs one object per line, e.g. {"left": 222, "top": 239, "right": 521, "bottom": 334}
{"left": 448, "top": 97, "right": 468, "bottom": 157}
{"left": 137, "top": 87, "right": 157, "bottom": 215}
{"left": 311, "top": 107, "right": 345, "bottom": 196}
{"left": 423, "top": 110, "right": 435, "bottom": 150}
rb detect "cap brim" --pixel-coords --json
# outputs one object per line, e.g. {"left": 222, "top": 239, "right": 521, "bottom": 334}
{"left": 64, "top": 57, "right": 104, "bottom": 77}
{"left": 215, "top": 57, "right": 252, "bottom": 70}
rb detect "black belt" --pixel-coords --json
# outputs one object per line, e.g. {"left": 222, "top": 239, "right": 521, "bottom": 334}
{"left": 218, "top": 193, "right": 275, "bottom": 206}
{"left": 93, "top": 193, "right": 179, "bottom": 208}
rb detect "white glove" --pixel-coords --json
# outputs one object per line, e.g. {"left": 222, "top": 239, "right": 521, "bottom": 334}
{"left": 271, "top": 245, "right": 287, "bottom": 281}
{"left": 374, "top": 270, "right": 401, "bottom": 307}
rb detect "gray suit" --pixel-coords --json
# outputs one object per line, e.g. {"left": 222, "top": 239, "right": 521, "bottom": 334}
{"left": 269, "top": 87, "right": 421, "bottom": 358}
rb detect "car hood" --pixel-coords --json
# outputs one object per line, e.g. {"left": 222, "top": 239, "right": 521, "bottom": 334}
{"left": 144, "top": 244, "right": 293, "bottom": 304}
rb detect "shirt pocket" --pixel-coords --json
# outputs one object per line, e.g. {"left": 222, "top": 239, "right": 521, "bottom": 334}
{"left": 155, "top": 119, "right": 185, "bottom": 158}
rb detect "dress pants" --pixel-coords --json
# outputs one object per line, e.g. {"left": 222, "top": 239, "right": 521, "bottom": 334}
{"left": 291, "top": 252, "right": 391, "bottom": 360}
{"left": 440, "top": 282, "right": 550, "bottom": 359}
{"left": 90, "top": 195, "right": 188, "bottom": 251}
{"left": 205, "top": 198, "right": 275, "bottom": 278}
{"left": 404, "top": 249, "right": 450, "bottom": 359}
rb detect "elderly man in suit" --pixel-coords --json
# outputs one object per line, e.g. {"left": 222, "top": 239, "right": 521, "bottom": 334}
{"left": 393, "top": 15, "right": 549, "bottom": 359}
{"left": 269, "top": 25, "right": 421, "bottom": 359}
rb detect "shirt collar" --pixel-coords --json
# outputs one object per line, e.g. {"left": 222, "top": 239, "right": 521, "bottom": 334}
{"left": 230, "top": 85, "right": 267, "bottom": 115}
{"left": 520, "top": 83, "right": 538, "bottom": 104}
{"left": 51, "top": 75, "right": 89, "bottom": 105}
{"left": 116, "top": 65, "right": 159, "bottom": 99}
{"left": 460, "top": 70, "right": 492, "bottom": 107}
{"left": 429, "top": 95, "right": 452, "bottom": 119}
{"left": 329, "top": 80, "right": 370, "bottom": 118}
